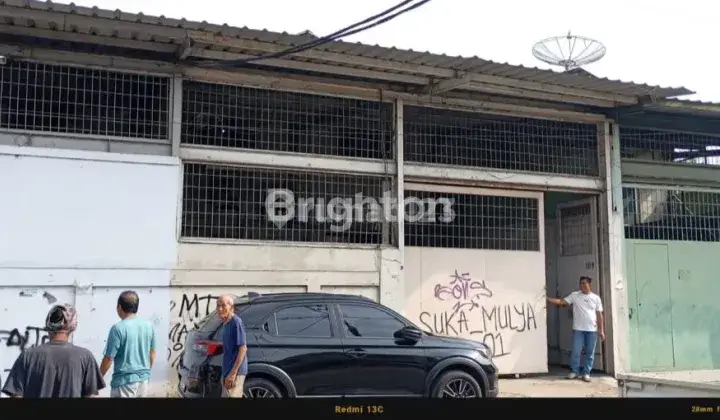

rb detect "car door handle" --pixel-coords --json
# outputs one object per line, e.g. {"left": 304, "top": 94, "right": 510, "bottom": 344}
{"left": 345, "top": 348, "right": 367, "bottom": 358}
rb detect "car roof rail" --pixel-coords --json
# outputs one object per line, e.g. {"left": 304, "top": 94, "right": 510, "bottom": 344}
{"left": 232, "top": 292, "right": 262, "bottom": 306}
{"left": 243, "top": 292, "right": 374, "bottom": 303}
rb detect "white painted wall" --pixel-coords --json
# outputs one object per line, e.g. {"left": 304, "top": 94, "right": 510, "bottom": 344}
{"left": 167, "top": 242, "right": 397, "bottom": 390}
{"left": 0, "top": 146, "right": 180, "bottom": 397}
{"left": 404, "top": 247, "right": 548, "bottom": 375}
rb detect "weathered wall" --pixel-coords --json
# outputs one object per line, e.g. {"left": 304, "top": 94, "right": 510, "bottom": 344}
{"left": 404, "top": 247, "right": 548, "bottom": 374}
{"left": 167, "top": 243, "right": 395, "bottom": 387}
{"left": 0, "top": 146, "right": 179, "bottom": 396}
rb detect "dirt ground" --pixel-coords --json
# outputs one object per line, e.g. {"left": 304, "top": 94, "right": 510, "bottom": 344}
{"left": 499, "top": 368, "right": 618, "bottom": 398}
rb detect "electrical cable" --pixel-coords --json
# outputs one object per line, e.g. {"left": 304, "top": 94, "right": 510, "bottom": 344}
{"left": 198, "top": 0, "right": 431, "bottom": 68}
{"left": 272, "top": 0, "right": 417, "bottom": 57}
{"left": 267, "top": 0, "right": 431, "bottom": 58}
{"left": 199, "top": 0, "right": 423, "bottom": 67}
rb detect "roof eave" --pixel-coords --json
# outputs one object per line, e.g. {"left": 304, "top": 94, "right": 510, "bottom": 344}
{"left": 0, "top": 0, "right": 695, "bottom": 109}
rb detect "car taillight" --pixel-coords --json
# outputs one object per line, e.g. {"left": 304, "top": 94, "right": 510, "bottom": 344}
{"left": 193, "top": 340, "right": 223, "bottom": 356}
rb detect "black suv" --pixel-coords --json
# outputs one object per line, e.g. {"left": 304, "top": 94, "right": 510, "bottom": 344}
{"left": 177, "top": 292, "right": 499, "bottom": 398}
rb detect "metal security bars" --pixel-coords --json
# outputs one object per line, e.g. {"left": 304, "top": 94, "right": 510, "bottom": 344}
{"left": 620, "top": 127, "right": 720, "bottom": 166}
{"left": 624, "top": 186, "right": 720, "bottom": 241}
{"left": 181, "top": 81, "right": 394, "bottom": 159}
{"left": 403, "top": 106, "right": 598, "bottom": 176}
{"left": 0, "top": 60, "right": 170, "bottom": 139}
{"left": 404, "top": 190, "right": 539, "bottom": 251}
{"left": 559, "top": 204, "right": 593, "bottom": 256}
{"left": 182, "top": 163, "right": 392, "bottom": 244}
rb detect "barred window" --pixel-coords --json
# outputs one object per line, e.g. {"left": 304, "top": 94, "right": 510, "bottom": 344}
{"left": 182, "top": 163, "right": 391, "bottom": 245}
{"left": 403, "top": 106, "right": 598, "bottom": 176}
{"left": 559, "top": 204, "right": 593, "bottom": 256}
{"left": 404, "top": 190, "right": 540, "bottom": 251}
{"left": 0, "top": 60, "right": 170, "bottom": 139}
{"left": 181, "top": 82, "right": 394, "bottom": 159}
{"left": 624, "top": 187, "right": 720, "bottom": 241}
{"left": 620, "top": 127, "right": 720, "bottom": 166}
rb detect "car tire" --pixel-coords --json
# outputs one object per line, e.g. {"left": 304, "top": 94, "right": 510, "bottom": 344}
{"left": 430, "top": 370, "right": 483, "bottom": 399}
{"left": 243, "top": 377, "right": 284, "bottom": 398}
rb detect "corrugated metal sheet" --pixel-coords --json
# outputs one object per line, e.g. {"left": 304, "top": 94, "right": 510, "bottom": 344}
{"left": 643, "top": 98, "right": 720, "bottom": 117}
{"left": 663, "top": 98, "right": 720, "bottom": 107}
{"left": 0, "top": 0, "right": 694, "bottom": 99}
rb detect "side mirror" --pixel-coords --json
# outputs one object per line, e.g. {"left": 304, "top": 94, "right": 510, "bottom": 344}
{"left": 393, "top": 326, "right": 422, "bottom": 342}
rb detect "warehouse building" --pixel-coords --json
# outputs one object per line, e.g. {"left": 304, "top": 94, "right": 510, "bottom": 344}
{"left": 616, "top": 101, "right": 720, "bottom": 372}
{"left": 0, "top": 0, "right": 708, "bottom": 395}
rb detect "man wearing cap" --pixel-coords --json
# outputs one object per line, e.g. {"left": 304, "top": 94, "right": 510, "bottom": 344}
{"left": 1, "top": 304, "right": 106, "bottom": 398}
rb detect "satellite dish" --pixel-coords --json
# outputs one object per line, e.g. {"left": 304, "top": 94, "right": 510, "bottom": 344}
{"left": 532, "top": 32, "right": 606, "bottom": 71}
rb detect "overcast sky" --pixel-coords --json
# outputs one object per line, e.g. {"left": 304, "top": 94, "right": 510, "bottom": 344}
{"left": 75, "top": 0, "right": 717, "bottom": 102}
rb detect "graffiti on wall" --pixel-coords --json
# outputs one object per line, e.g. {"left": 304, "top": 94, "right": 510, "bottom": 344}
{"left": 166, "top": 287, "right": 305, "bottom": 378}
{"left": 418, "top": 269, "right": 538, "bottom": 359}
{"left": 0, "top": 326, "right": 49, "bottom": 388}
{"left": 168, "top": 293, "right": 219, "bottom": 368}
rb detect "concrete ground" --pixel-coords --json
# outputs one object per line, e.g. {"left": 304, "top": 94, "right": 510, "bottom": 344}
{"left": 499, "top": 368, "right": 618, "bottom": 398}
{"left": 168, "top": 368, "right": 619, "bottom": 398}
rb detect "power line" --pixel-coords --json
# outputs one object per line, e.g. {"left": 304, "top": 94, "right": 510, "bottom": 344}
{"left": 274, "top": 0, "right": 418, "bottom": 58}
{"left": 269, "top": 0, "right": 430, "bottom": 59}
{"left": 198, "top": 0, "right": 431, "bottom": 68}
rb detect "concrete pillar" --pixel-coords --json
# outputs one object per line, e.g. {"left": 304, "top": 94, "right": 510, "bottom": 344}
{"left": 599, "top": 121, "right": 629, "bottom": 375}
{"left": 379, "top": 99, "right": 404, "bottom": 310}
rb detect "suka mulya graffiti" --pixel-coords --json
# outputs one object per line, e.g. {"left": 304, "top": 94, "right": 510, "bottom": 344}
{"left": 419, "top": 270, "right": 538, "bottom": 359}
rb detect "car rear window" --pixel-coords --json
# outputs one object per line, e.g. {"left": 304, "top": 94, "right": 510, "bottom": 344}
{"left": 196, "top": 302, "right": 253, "bottom": 332}
{"left": 195, "top": 310, "right": 220, "bottom": 331}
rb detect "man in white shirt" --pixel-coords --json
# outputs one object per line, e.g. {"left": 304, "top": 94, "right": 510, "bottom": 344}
{"left": 547, "top": 276, "right": 605, "bottom": 382}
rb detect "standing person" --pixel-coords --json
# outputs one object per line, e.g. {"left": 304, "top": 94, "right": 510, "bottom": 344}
{"left": 1, "top": 304, "right": 105, "bottom": 398}
{"left": 100, "top": 290, "right": 157, "bottom": 398}
{"left": 216, "top": 294, "right": 248, "bottom": 398}
{"left": 547, "top": 276, "right": 605, "bottom": 382}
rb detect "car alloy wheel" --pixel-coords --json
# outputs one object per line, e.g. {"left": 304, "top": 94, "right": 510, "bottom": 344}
{"left": 244, "top": 386, "right": 276, "bottom": 398}
{"left": 442, "top": 378, "right": 478, "bottom": 398}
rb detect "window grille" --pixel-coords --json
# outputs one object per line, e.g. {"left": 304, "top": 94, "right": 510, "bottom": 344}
{"left": 404, "top": 190, "right": 540, "bottom": 251}
{"left": 0, "top": 60, "right": 170, "bottom": 139}
{"left": 182, "top": 163, "right": 392, "bottom": 245}
{"left": 181, "top": 82, "right": 394, "bottom": 159}
{"left": 403, "top": 105, "right": 598, "bottom": 176}
{"left": 559, "top": 204, "right": 593, "bottom": 256}
{"left": 624, "top": 186, "right": 720, "bottom": 241}
{"left": 620, "top": 127, "right": 720, "bottom": 166}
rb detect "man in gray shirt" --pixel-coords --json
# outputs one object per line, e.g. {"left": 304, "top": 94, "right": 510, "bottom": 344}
{"left": 1, "top": 304, "right": 105, "bottom": 398}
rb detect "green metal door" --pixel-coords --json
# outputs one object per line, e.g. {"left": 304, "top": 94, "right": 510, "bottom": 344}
{"left": 629, "top": 243, "right": 674, "bottom": 371}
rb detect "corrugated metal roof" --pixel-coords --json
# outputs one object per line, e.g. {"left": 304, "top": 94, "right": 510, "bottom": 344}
{"left": 0, "top": 0, "right": 695, "bottom": 100}
{"left": 664, "top": 98, "right": 720, "bottom": 107}
{"left": 644, "top": 98, "right": 720, "bottom": 117}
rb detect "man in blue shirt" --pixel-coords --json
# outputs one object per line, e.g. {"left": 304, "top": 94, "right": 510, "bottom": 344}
{"left": 216, "top": 294, "right": 248, "bottom": 398}
{"left": 100, "top": 290, "right": 157, "bottom": 398}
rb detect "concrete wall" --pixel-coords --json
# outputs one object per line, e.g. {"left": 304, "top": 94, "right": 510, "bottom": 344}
{"left": 403, "top": 246, "right": 548, "bottom": 374}
{"left": 0, "top": 146, "right": 180, "bottom": 396}
{"left": 166, "top": 242, "right": 400, "bottom": 388}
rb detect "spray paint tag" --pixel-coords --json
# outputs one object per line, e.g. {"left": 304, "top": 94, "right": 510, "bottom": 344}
{"left": 19, "top": 288, "right": 38, "bottom": 297}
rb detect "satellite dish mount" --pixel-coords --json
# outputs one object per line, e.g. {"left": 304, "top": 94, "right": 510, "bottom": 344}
{"left": 532, "top": 31, "right": 606, "bottom": 71}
